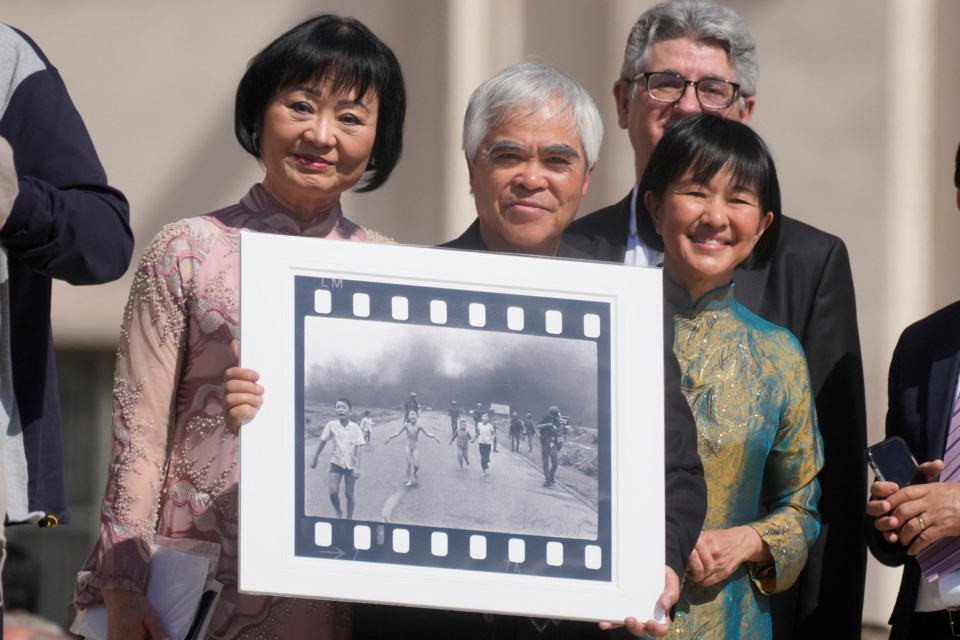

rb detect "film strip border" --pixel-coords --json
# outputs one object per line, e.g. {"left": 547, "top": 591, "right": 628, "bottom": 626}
{"left": 292, "top": 275, "right": 613, "bottom": 581}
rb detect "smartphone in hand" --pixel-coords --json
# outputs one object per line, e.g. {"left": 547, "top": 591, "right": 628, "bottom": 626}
{"left": 865, "top": 436, "right": 924, "bottom": 488}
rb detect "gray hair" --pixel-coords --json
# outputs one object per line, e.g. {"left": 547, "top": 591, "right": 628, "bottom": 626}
{"left": 621, "top": 0, "right": 757, "bottom": 107}
{"left": 462, "top": 63, "right": 603, "bottom": 171}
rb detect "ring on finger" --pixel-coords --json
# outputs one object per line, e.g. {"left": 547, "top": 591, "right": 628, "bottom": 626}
{"left": 919, "top": 514, "right": 927, "bottom": 531}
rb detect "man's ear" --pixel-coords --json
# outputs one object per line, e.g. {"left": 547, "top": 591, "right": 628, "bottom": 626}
{"left": 737, "top": 95, "right": 756, "bottom": 125}
{"left": 644, "top": 190, "right": 664, "bottom": 234}
{"left": 465, "top": 153, "right": 476, "bottom": 187}
{"left": 613, "top": 79, "right": 632, "bottom": 130}
{"left": 581, "top": 165, "right": 595, "bottom": 197}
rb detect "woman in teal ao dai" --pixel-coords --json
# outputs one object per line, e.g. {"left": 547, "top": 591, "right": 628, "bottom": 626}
{"left": 641, "top": 114, "right": 824, "bottom": 639}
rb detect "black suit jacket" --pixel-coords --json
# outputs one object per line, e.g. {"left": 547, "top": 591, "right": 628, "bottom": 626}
{"left": 566, "top": 195, "right": 869, "bottom": 638}
{"left": 867, "top": 301, "right": 960, "bottom": 640}
{"left": 440, "top": 218, "right": 589, "bottom": 260}
{"left": 355, "top": 220, "right": 707, "bottom": 640}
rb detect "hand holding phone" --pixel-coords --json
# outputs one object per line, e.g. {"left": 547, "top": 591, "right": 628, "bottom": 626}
{"left": 865, "top": 436, "right": 924, "bottom": 488}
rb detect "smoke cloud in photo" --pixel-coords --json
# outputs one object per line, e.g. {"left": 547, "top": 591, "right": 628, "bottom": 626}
{"left": 304, "top": 317, "right": 598, "bottom": 425}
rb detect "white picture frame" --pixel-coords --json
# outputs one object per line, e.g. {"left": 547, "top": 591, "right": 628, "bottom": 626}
{"left": 238, "top": 230, "right": 666, "bottom": 624}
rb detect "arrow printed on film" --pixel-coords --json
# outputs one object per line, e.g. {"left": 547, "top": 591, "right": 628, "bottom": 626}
{"left": 317, "top": 546, "right": 346, "bottom": 560}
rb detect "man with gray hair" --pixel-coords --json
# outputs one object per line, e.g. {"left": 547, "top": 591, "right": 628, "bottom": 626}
{"left": 354, "top": 62, "right": 706, "bottom": 638}
{"left": 444, "top": 62, "right": 603, "bottom": 258}
{"left": 565, "top": 1, "right": 867, "bottom": 637}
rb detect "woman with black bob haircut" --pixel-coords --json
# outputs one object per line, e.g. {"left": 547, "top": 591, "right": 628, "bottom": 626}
{"left": 641, "top": 113, "right": 823, "bottom": 639}
{"left": 640, "top": 112, "right": 780, "bottom": 270}
{"left": 235, "top": 13, "right": 405, "bottom": 192}
{"left": 72, "top": 14, "right": 403, "bottom": 640}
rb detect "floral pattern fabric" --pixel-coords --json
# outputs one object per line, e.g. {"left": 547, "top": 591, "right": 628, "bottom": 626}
{"left": 73, "top": 184, "right": 392, "bottom": 639}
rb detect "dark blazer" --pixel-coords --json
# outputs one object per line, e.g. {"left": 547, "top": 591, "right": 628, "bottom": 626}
{"left": 1, "top": 25, "right": 133, "bottom": 526}
{"left": 440, "top": 218, "right": 589, "bottom": 260}
{"left": 867, "top": 301, "right": 960, "bottom": 640}
{"left": 354, "top": 220, "right": 707, "bottom": 640}
{"left": 566, "top": 195, "right": 869, "bottom": 638}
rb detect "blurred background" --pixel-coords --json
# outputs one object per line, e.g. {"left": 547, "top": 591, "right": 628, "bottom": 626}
{"left": 3, "top": 0, "right": 959, "bottom": 635}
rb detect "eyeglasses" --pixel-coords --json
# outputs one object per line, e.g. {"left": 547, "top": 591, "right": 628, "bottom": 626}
{"left": 633, "top": 72, "right": 740, "bottom": 109}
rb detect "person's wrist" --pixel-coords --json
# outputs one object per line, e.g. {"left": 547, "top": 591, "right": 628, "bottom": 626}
{"left": 740, "top": 525, "right": 764, "bottom": 562}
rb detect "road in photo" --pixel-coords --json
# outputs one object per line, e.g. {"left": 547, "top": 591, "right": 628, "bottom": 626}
{"left": 304, "top": 406, "right": 598, "bottom": 540}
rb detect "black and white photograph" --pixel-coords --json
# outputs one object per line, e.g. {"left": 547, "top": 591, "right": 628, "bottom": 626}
{"left": 301, "top": 316, "right": 601, "bottom": 541}
{"left": 289, "top": 273, "right": 616, "bottom": 583}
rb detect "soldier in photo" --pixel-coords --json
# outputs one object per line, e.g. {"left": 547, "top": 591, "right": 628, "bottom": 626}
{"left": 538, "top": 406, "right": 563, "bottom": 487}
{"left": 403, "top": 392, "right": 420, "bottom": 417}
{"left": 509, "top": 412, "right": 524, "bottom": 452}
{"left": 471, "top": 403, "right": 484, "bottom": 435}
{"left": 448, "top": 400, "right": 461, "bottom": 436}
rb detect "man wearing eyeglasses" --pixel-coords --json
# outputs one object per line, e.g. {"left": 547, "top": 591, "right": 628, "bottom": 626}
{"left": 565, "top": 1, "right": 867, "bottom": 638}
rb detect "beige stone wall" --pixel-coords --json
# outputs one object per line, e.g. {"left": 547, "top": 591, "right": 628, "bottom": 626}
{"left": 5, "top": 0, "right": 960, "bottom": 628}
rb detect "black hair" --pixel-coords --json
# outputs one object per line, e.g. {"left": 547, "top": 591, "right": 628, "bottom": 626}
{"left": 235, "top": 14, "right": 406, "bottom": 192}
{"left": 954, "top": 141, "right": 959, "bottom": 190}
{"left": 638, "top": 113, "right": 781, "bottom": 270}
{"left": 335, "top": 397, "right": 352, "bottom": 409}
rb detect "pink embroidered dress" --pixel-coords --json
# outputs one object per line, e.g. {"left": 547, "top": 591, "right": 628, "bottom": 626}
{"left": 74, "top": 184, "right": 391, "bottom": 638}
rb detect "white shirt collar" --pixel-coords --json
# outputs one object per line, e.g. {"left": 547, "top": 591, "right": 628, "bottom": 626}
{"left": 624, "top": 184, "right": 664, "bottom": 268}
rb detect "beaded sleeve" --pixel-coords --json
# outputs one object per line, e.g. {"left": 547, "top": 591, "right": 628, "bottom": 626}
{"left": 74, "top": 220, "right": 194, "bottom": 602}
{"left": 747, "top": 330, "right": 824, "bottom": 595}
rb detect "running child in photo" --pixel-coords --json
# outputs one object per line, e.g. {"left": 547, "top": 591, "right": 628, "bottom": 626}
{"left": 476, "top": 413, "right": 496, "bottom": 477}
{"left": 309, "top": 398, "right": 365, "bottom": 518}
{"left": 449, "top": 418, "right": 476, "bottom": 469}
{"left": 522, "top": 413, "right": 536, "bottom": 452}
{"left": 359, "top": 409, "right": 373, "bottom": 444}
{"left": 385, "top": 410, "right": 440, "bottom": 486}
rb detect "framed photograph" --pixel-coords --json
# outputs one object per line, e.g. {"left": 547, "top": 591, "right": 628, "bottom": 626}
{"left": 238, "top": 231, "right": 666, "bottom": 623}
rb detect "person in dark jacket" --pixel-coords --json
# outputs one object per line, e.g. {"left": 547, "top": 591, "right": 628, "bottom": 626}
{"left": 424, "top": 62, "right": 705, "bottom": 639}
{"left": 563, "top": 2, "right": 867, "bottom": 635}
{"left": 0, "top": 23, "right": 132, "bottom": 614}
{"left": 866, "top": 142, "right": 960, "bottom": 640}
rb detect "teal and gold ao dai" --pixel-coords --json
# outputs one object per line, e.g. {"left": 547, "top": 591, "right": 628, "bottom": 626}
{"left": 663, "top": 280, "right": 824, "bottom": 640}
